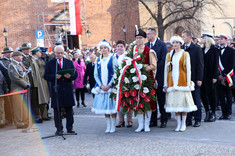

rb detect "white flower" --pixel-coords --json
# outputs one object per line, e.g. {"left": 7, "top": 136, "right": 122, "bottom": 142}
{"left": 134, "top": 84, "right": 139, "bottom": 90}
{"left": 141, "top": 75, "right": 147, "bottom": 81}
{"left": 143, "top": 87, "right": 149, "bottom": 93}
{"left": 113, "top": 73, "right": 117, "bottom": 79}
{"left": 124, "top": 77, "right": 130, "bottom": 84}
{"left": 126, "top": 59, "right": 132, "bottom": 66}
{"left": 137, "top": 64, "right": 143, "bottom": 70}
{"left": 112, "top": 88, "right": 117, "bottom": 94}
{"left": 123, "top": 86, "right": 128, "bottom": 91}
{"left": 130, "top": 68, "right": 136, "bottom": 73}
{"left": 132, "top": 76, "right": 139, "bottom": 82}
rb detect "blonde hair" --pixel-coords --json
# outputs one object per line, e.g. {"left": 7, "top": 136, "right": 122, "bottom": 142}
{"left": 202, "top": 36, "right": 215, "bottom": 48}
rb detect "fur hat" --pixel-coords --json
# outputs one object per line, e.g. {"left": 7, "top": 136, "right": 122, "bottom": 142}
{"left": 97, "top": 39, "right": 112, "bottom": 51}
{"left": 170, "top": 35, "right": 184, "bottom": 45}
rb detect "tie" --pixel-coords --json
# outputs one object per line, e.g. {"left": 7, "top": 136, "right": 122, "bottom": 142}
{"left": 59, "top": 59, "right": 62, "bottom": 68}
{"left": 150, "top": 43, "right": 153, "bottom": 49}
{"left": 185, "top": 46, "right": 188, "bottom": 50}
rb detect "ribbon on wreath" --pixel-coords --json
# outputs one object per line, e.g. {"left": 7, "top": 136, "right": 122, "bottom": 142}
{"left": 116, "top": 46, "right": 142, "bottom": 111}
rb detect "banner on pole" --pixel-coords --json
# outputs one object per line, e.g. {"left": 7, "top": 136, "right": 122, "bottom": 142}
{"left": 69, "top": 0, "right": 82, "bottom": 35}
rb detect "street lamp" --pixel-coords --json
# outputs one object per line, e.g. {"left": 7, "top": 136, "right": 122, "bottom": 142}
{"left": 212, "top": 25, "right": 215, "bottom": 36}
{"left": 123, "top": 26, "right": 127, "bottom": 42}
{"left": 3, "top": 28, "right": 8, "bottom": 47}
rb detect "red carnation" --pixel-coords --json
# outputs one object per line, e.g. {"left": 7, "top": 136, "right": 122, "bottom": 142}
{"left": 127, "top": 106, "right": 131, "bottom": 111}
{"left": 130, "top": 89, "right": 137, "bottom": 97}
{"left": 150, "top": 89, "right": 156, "bottom": 95}
{"left": 135, "top": 106, "right": 139, "bottom": 110}
{"left": 124, "top": 91, "right": 130, "bottom": 98}
{"left": 144, "top": 96, "right": 151, "bottom": 102}
{"left": 129, "top": 98, "right": 134, "bottom": 105}
{"left": 139, "top": 103, "right": 144, "bottom": 109}
{"left": 140, "top": 92, "right": 146, "bottom": 98}
{"left": 123, "top": 100, "right": 127, "bottom": 106}
{"left": 114, "top": 96, "right": 116, "bottom": 101}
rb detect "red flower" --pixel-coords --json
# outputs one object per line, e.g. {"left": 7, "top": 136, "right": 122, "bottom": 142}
{"left": 123, "top": 100, "right": 127, "bottom": 106}
{"left": 129, "top": 98, "right": 134, "bottom": 105}
{"left": 150, "top": 89, "right": 156, "bottom": 95}
{"left": 124, "top": 91, "right": 130, "bottom": 98}
{"left": 144, "top": 96, "right": 151, "bottom": 102}
{"left": 139, "top": 103, "right": 144, "bottom": 109}
{"left": 114, "top": 96, "right": 116, "bottom": 101}
{"left": 127, "top": 106, "right": 131, "bottom": 111}
{"left": 130, "top": 89, "right": 137, "bottom": 97}
{"left": 133, "top": 96, "right": 140, "bottom": 102}
{"left": 140, "top": 92, "right": 146, "bottom": 98}
{"left": 135, "top": 106, "right": 139, "bottom": 110}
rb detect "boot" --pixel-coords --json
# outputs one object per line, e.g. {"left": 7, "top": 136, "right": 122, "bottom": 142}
{"left": 110, "top": 117, "right": 116, "bottom": 133}
{"left": 144, "top": 111, "right": 152, "bottom": 132}
{"left": 135, "top": 114, "right": 144, "bottom": 132}
{"left": 82, "top": 101, "right": 87, "bottom": 107}
{"left": 208, "top": 111, "right": 216, "bottom": 122}
{"left": 175, "top": 115, "right": 181, "bottom": 132}
{"left": 77, "top": 101, "right": 80, "bottom": 108}
{"left": 180, "top": 115, "right": 186, "bottom": 132}
{"left": 204, "top": 111, "right": 210, "bottom": 122}
{"left": 105, "top": 118, "right": 111, "bottom": 133}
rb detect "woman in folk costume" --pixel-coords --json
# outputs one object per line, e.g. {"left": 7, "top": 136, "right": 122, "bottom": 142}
{"left": 164, "top": 35, "right": 197, "bottom": 132}
{"left": 134, "top": 28, "right": 157, "bottom": 132}
{"left": 200, "top": 33, "right": 219, "bottom": 122}
{"left": 91, "top": 39, "right": 117, "bottom": 133}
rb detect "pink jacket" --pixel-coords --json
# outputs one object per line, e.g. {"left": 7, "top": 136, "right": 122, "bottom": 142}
{"left": 73, "top": 60, "right": 86, "bottom": 89}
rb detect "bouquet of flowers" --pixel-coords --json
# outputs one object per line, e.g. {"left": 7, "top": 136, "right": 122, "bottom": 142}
{"left": 110, "top": 42, "right": 156, "bottom": 116}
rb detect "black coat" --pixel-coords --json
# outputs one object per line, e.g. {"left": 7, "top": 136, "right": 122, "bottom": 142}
{"left": 201, "top": 45, "right": 219, "bottom": 91}
{"left": 83, "top": 62, "right": 96, "bottom": 89}
{"left": 183, "top": 42, "right": 204, "bottom": 83}
{"left": 219, "top": 46, "right": 235, "bottom": 88}
{"left": 145, "top": 39, "right": 168, "bottom": 86}
{"left": 44, "top": 58, "right": 78, "bottom": 108}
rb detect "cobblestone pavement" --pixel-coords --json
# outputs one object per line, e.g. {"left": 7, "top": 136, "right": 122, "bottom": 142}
{"left": 1, "top": 93, "right": 235, "bottom": 156}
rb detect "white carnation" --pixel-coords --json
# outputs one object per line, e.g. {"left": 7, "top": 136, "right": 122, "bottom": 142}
{"left": 113, "top": 73, "right": 117, "bottom": 79}
{"left": 132, "top": 76, "right": 139, "bottom": 82}
{"left": 143, "top": 87, "right": 149, "bottom": 93}
{"left": 130, "top": 68, "right": 136, "bottom": 73}
{"left": 124, "top": 77, "right": 130, "bottom": 84}
{"left": 112, "top": 88, "right": 117, "bottom": 94}
{"left": 141, "top": 75, "right": 147, "bottom": 81}
{"left": 137, "top": 64, "right": 143, "bottom": 70}
{"left": 134, "top": 84, "right": 139, "bottom": 90}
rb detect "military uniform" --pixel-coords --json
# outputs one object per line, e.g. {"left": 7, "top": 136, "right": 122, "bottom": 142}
{"left": 8, "top": 58, "right": 29, "bottom": 128}
{"left": 0, "top": 70, "right": 8, "bottom": 127}
{"left": 0, "top": 47, "right": 14, "bottom": 124}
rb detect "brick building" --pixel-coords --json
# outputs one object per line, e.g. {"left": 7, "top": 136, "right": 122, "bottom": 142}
{"left": 0, "top": 0, "right": 140, "bottom": 51}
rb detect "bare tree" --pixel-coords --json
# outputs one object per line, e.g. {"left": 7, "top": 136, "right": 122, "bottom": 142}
{"left": 139, "top": 0, "right": 223, "bottom": 40}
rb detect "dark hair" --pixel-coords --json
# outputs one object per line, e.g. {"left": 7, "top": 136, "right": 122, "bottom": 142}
{"left": 116, "top": 40, "right": 126, "bottom": 47}
{"left": 182, "top": 30, "right": 192, "bottom": 37}
{"left": 147, "top": 28, "right": 157, "bottom": 34}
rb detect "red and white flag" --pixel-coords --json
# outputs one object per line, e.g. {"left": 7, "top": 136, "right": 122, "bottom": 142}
{"left": 69, "top": 0, "right": 82, "bottom": 35}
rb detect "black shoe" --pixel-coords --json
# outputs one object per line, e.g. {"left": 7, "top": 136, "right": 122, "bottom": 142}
{"left": 35, "top": 119, "right": 43, "bottom": 123}
{"left": 77, "top": 103, "right": 80, "bottom": 108}
{"left": 219, "top": 115, "right": 225, "bottom": 120}
{"left": 116, "top": 122, "right": 125, "bottom": 128}
{"left": 149, "top": 122, "right": 158, "bottom": 127}
{"left": 186, "top": 120, "right": 192, "bottom": 126}
{"left": 55, "top": 130, "right": 63, "bottom": 135}
{"left": 160, "top": 121, "right": 167, "bottom": 128}
{"left": 208, "top": 112, "right": 216, "bottom": 122}
{"left": 43, "top": 117, "right": 51, "bottom": 121}
{"left": 224, "top": 114, "right": 232, "bottom": 120}
{"left": 204, "top": 112, "right": 210, "bottom": 122}
{"left": 193, "top": 121, "right": 201, "bottom": 127}
{"left": 67, "top": 130, "right": 76, "bottom": 134}
{"left": 126, "top": 121, "right": 133, "bottom": 128}
{"left": 82, "top": 103, "right": 87, "bottom": 107}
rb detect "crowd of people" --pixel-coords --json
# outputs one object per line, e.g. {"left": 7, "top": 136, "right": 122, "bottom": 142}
{"left": 0, "top": 27, "right": 235, "bottom": 135}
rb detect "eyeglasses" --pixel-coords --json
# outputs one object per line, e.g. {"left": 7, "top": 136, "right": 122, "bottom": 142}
{"left": 56, "top": 52, "right": 64, "bottom": 55}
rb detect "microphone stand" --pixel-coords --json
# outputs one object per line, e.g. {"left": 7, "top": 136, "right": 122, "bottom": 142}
{"left": 42, "top": 57, "right": 77, "bottom": 140}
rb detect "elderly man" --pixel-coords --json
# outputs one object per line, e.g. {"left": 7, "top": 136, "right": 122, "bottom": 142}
{"left": 8, "top": 51, "right": 30, "bottom": 129}
{"left": 44, "top": 45, "right": 77, "bottom": 135}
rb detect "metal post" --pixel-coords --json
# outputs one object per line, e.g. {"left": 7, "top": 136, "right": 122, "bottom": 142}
{"left": 5, "top": 37, "right": 7, "bottom": 47}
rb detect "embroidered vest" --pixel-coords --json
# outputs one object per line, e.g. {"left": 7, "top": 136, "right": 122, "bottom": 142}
{"left": 167, "top": 51, "right": 187, "bottom": 87}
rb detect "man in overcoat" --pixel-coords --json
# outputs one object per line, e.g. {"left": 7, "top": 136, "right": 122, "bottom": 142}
{"left": 44, "top": 45, "right": 77, "bottom": 135}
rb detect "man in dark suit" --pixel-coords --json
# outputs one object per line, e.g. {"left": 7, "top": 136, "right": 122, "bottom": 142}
{"left": 44, "top": 45, "right": 78, "bottom": 135}
{"left": 182, "top": 30, "right": 204, "bottom": 127}
{"left": 83, "top": 54, "right": 96, "bottom": 98}
{"left": 217, "top": 34, "right": 235, "bottom": 120}
{"left": 146, "top": 28, "right": 169, "bottom": 128}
